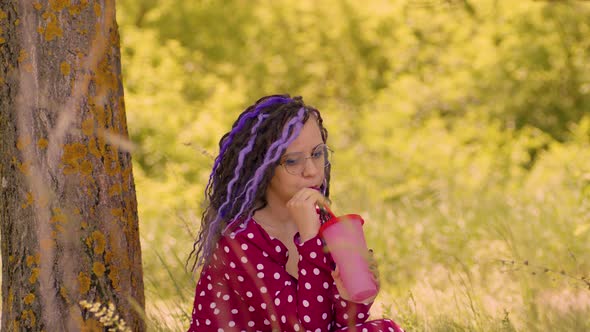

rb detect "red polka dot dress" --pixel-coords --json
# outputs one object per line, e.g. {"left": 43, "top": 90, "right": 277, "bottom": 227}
{"left": 188, "top": 218, "right": 404, "bottom": 332}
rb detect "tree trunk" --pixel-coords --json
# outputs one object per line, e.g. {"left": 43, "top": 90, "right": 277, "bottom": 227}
{"left": 0, "top": 0, "right": 145, "bottom": 331}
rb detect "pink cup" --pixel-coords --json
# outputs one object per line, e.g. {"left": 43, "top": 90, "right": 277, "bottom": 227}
{"left": 319, "top": 210, "right": 377, "bottom": 303}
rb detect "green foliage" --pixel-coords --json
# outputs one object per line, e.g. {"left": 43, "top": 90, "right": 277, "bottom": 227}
{"left": 113, "top": 0, "right": 590, "bottom": 330}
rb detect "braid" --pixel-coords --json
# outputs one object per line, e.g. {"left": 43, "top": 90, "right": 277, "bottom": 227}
{"left": 228, "top": 107, "right": 306, "bottom": 231}
{"left": 205, "top": 96, "right": 293, "bottom": 200}
{"left": 188, "top": 94, "right": 330, "bottom": 270}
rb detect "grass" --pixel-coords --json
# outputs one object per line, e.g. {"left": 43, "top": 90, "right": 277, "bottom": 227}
{"left": 138, "top": 181, "right": 590, "bottom": 331}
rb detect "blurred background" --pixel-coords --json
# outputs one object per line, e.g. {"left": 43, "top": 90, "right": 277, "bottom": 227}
{"left": 115, "top": 0, "right": 590, "bottom": 330}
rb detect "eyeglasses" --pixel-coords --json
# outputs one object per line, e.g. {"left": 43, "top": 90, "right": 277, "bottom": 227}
{"left": 279, "top": 143, "right": 332, "bottom": 175}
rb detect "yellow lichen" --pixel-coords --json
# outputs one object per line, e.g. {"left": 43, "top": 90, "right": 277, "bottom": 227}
{"left": 105, "top": 150, "right": 121, "bottom": 176}
{"left": 92, "top": 262, "right": 106, "bottom": 277}
{"left": 29, "top": 268, "right": 40, "bottom": 284}
{"left": 17, "top": 136, "right": 31, "bottom": 150}
{"left": 111, "top": 208, "right": 122, "bottom": 218}
{"left": 80, "top": 159, "right": 93, "bottom": 175}
{"left": 91, "top": 231, "right": 106, "bottom": 255}
{"left": 60, "top": 286, "right": 68, "bottom": 300}
{"left": 22, "top": 192, "right": 34, "bottom": 209}
{"left": 108, "top": 184, "right": 122, "bottom": 197}
{"left": 21, "top": 310, "right": 36, "bottom": 327}
{"left": 0, "top": 8, "right": 7, "bottom": 20}
{"left": 88, "top": 139, "right": 101, "bottom": 158}
{"left": 63, "top": 143, "right": 87, "bottom": 160}
{"left": 55, "top": 224, "right": 65, "bottom": 234}
{"left": 95, "top": 57, "right": 118, "bottom": 92}
{"left": 49, "top": 0, "right": 69, "bottom": 12}
{"left": 26, "top": 255, "right": 36, "bottom": 267}
{"left": 78, "top": 272, "right": 91, "bottom": 294}
{"left": 93, "top": 3, "right": 101, "bottom": 17}
{"left": 17, "top": 161, "right": 30, "bottom": 175}
{"left": 43, "top": 12, "right": 63, "bottom": 41}
{"left": 18, "top": 50, "right": 28, "bottom": 63}
{"left": 33, "top": 2, "right": 43, "bottom": 11}
{"left": 8, "top": 255, "right": 14, "bottom": 263}
{"left": 68, "top": 6, "right": 81, "bottom": 16}
{"left": 24, "top": 293, "right": 36, "bottom": 305}
{"left": 50, "top": 208, "right": 67, "bottom": 224}
{"left": 82, "top": 118, "right": 94, "bottom": 136}
{"left": 60, "top": 61, "right": 71, "bottom": 76}
{"left": 68, "top": 0, "right": 88, "bottom": 15}
{"left": 104, "top": 251, "right": 112, "bottom": 264}
{"left": 108, "top": 266, "right": 119, "bottom": 289}
{"left": 62, "top": 143, "right": 88, "bottom": 175}
{"left": 37, "top": 138, "right": 49, "bottom": 149}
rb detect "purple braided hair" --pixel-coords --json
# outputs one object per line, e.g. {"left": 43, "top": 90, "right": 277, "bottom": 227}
{"left": 218, "top": 113, "right": 269, "bottom": 218}
{"left": 204, "top": 96, "right": 293, "bottom": 195}
{"left": 198, "top": 113, "right": 269, "bottom": 267}
{"left": 224, "top": 107, "right": 306, "bottom": 232}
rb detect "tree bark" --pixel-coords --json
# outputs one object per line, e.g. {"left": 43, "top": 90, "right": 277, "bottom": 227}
{"left": 0, "top": 0, "right": 145, "bottom": 331}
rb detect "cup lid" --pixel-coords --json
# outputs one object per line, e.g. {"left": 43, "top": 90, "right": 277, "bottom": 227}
{"left": 318, "top": 213, "right": 365, "bottom": 237}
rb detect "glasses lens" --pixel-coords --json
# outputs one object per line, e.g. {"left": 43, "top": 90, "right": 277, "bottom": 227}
{"left": 283, "top": 154, "right": 303, "bottom": 175}
{"left": 312, "top": 144, "right": 330, "bottom": 167}
{"left": 282, "top": 144, "right": 331, "bottom": 175}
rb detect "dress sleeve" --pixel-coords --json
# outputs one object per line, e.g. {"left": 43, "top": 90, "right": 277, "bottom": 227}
{"left": 331, "top": 289, "right": 373, "bottom": 328}
{"left": 219, "top": 233, "right": 335, "bottom": 331}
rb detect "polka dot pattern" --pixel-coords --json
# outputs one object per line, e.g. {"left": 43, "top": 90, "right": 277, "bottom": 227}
{"left": 187, "top": 217, "right": 404, "bottom": 332}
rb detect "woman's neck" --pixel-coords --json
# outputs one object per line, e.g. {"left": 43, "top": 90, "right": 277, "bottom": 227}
{"left": 253, "top": 203, "right": 298, "bottom": 238}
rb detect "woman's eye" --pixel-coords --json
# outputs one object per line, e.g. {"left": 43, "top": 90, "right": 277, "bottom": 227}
{"left": 312, "top": 150, "right": 324, "bottom": 159}
{"left": 284, "top": 158, "right": 299, "bottom": 166}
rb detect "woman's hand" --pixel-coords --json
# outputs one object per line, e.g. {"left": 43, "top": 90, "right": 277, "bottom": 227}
{"left": 286, "top": 188, "right": 330, "bottom": 241}
{"left": 332, "top": 249, "right": 380, "bottom": 303}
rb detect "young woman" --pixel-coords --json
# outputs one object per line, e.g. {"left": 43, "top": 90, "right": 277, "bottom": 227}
{"left": 188, "top": 95, "right": 404, "bottom": 332}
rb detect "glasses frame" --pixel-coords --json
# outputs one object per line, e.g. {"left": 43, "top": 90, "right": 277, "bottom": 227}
{"left": 279, "top": 143, "right": 333, "bottom": 175}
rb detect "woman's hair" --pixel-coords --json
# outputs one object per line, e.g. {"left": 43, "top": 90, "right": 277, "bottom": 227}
{"left": 189, "top": 94, "right": 330, "bottom": 270}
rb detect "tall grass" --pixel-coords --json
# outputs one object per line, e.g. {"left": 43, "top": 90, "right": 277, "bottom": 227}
{"left": 138, "top": 182, "right": 589, "bottom": 331}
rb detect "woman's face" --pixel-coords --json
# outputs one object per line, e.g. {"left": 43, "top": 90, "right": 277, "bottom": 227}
{"left": 265, "top": 118, "right": 326, "bottom": 206}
